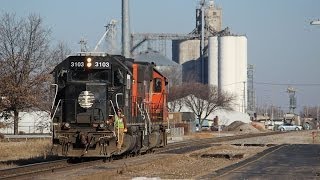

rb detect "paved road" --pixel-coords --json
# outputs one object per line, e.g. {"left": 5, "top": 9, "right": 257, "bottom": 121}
{"left": 209, "top": 144, "right": 320, "bottom": 179}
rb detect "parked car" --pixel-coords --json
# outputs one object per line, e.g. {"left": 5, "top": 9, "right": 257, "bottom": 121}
{"left": 195, "top": 124, "right": 210, "bottom": 132}
{"left": 278, "top": 123, "right": 303, "bottom": 131}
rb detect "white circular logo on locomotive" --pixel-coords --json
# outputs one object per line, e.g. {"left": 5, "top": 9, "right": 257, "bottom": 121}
{"left": 78, "top": 91, "right": 95, "bottom": 108}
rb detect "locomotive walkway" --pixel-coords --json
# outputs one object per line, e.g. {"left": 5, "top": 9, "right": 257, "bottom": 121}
{"left": 202, "top": 144, "right": 320, "bottom": 179}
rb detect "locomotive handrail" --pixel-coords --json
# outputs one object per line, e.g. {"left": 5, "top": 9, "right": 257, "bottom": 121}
{"left": 109, "top": 99, "right": 119, "bottom": 141}
{"left": 136, "top": 102, "right": 145, "bottom": 120}
{"left": 115, "top": 93, "right": 123, "bottom": 110}
{"left": 109, "top": 100, "right": 117, "bottom": 115}
{"left": 136, "top": 102, "right": 148, "bottom": 139}
{"left": 51, "top": 84, "right": 58, "bottom": 110}
{"left": 51, "top": 99, "right": 61, "bottom": 122}
{"left": 145, "top": 107, "right": 152, "bottom": 133}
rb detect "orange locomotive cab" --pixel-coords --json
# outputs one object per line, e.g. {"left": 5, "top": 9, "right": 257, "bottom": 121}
{"left": 131, "top": 62, "right": 168, "bottom": 123}
{"left": 150, "top": 69, "right": 168, "bottom": 122}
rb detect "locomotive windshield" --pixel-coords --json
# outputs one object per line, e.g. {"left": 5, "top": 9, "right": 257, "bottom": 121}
{"left": 70, "top": 70, "right": 110, "bottom": 83}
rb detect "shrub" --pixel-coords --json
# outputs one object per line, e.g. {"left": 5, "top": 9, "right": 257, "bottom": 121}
{"left": 0, "top": 133, "right": 4, "bottom": 139}
{"left": 0, "top": 122, "right": 5, "bottom": 129}
{"left": 18, "top": 131, "right": 26, "bottom": 135}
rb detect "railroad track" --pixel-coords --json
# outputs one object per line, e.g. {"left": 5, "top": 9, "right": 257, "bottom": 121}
{"left": 156, "top": 131, "right": 284, "bottom": 154}
{"left": 0, "top": 159, "right": 66, "bottom": 179}
{"left": 0, "top": 158, "right": 104, "bottom": 179}
{"left": 0, "top": 131, "right": 285, "bottom": 179}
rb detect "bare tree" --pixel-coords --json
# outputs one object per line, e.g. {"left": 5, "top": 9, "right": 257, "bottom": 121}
{"left": 34, "top": 41, "right": 71, "bottom": 132}
{"left": 255, "top": 105, "right": 285, "bottom": 119}
{"left": 167, "top": 85, "right": 185, "bottom": 112}
{"left": 50, "top": 42, "right": 71, "bottom": 66}
{"left": 181, "top": 82, "right": 235, "bottom": 127}
{"left": 300, "top": 106, "right": 319, "bottom": 119}
{"left": 0, "top": 13, "right": 54, "bottom": 134}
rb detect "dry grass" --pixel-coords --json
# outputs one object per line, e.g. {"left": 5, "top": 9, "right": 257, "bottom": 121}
{"left": 0, "top": 139, "right": 51, "bottom": 169}
{"left": 185, "top": 132, "right": 215, "bottom": 139}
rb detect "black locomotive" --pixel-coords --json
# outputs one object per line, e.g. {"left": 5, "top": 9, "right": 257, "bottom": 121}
{"left": 51, "top": 53, "right": 168, "bottom": 157}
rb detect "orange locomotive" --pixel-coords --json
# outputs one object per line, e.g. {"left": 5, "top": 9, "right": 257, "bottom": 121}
{"left": 51, "top": 53, "right": 168, "bottom": 157}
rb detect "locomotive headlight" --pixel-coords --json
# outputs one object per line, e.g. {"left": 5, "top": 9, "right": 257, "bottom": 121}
{"left": 61, "top": 122, "right": 70, "bottom": 130}
{"left": 86, "top": 57, "right": 92, "bottom": 68}
{"left": 99, "top": 123, "right": 105, "bottom": 128}
{"left": 64, "top": 122, "right": 70, "bottom": 128}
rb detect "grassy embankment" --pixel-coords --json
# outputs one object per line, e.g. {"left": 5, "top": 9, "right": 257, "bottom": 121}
{"left": 0, "top": 139, "right": 51, "bottom": 169}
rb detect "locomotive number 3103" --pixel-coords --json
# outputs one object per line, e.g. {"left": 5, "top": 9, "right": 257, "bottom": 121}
{"left": 70, "top": 61, "right": 84, "bottom": 67}
{"left": 95, "top": 61, "right": 110, "bottom": 68}
{"left": 70, "top": 61, "right": 110, "bottom": 69}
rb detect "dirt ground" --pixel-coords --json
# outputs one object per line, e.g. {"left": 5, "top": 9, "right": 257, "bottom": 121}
{"left": 35, "top": 130, "right": 318, "bottom": 180}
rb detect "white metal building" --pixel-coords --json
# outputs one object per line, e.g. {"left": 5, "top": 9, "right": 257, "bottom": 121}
{"left": 0, "top": 111, "right": 51, "bottom": 134}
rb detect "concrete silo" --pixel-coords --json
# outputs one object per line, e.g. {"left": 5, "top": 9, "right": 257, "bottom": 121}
{"left": 208, "top": 36, "right": 247, "bottom": 113}
{"left": 208, "top": 36, "right": 218, "bottom": 86}
{"left": 172, "top": 40, "right": 201, "bottom": 81}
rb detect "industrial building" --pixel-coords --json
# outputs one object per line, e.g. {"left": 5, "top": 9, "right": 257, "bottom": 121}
{"left": 172, "top": 0, "right": 223, "bottom": 83}
{"left": 118, "top": 0, "right": 250, "bottom": 114}
{"left": 134, "top": 50, "right": 182, "bottom": 86}
{"left": 171, "top": 1, "right": 248, "bottom": 113}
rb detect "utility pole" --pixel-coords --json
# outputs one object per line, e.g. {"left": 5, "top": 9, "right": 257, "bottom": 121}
{"left": 287, "top": 86, "right": 296, "bottom": 114}
{"left": 200, "top": 0, "right": 206, "bottom": 83}
{"left": 79, "top": 38, "right": 88, "bottom": 52}
{"left": 122, "top": 0, "right": 130, "bottom": 58}
{"left": 311, "top": 19, "right": 319, "bottom": 124}
{"left": 317, "top": 105, "right": 319, "bottom": 121}
{"left": 243, "top": 81, "right": 246, "bottom": 113}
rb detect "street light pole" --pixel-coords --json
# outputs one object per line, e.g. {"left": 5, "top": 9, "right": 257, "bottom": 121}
{"left": 311, "top": 18, "right": 319, "bottom": 120}
{"left": 310, "top": 20, "right": 320, "bottom": 25}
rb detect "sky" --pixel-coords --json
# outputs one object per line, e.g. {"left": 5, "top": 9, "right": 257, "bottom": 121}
{"left": 1, "top": 0, "right": 320, "bottom": 113}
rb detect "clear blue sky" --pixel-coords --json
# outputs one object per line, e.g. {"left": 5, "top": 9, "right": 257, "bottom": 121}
{"left": 2, "top": 0, "right": 320, "bottom": 113}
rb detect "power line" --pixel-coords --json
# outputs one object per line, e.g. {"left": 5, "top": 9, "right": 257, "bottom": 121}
{"left": 254, "top": 81, "right": 320, "bottom": 86}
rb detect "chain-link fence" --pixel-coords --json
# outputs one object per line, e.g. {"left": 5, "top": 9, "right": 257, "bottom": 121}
{"left": 0, "top": 125, "right": 51, "bottom": 134}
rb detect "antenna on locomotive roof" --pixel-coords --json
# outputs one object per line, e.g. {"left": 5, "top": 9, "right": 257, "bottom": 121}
{"left": 79, "top": 38, "right": 88, "bottom": 52}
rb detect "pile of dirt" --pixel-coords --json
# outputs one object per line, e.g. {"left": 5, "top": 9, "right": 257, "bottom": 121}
{"left": 251, "top": 122, "right": 267, "bottom": 131}
{"left": 226, "top": 121, "right": 245, "bottom": 131}
{"left": 225, "top": 121, "right": 260, "bottom": 133}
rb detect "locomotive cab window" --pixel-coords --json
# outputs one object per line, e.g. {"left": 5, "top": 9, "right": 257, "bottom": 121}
{"left": 91, "top": 70, "right": 110, "bottom": 83}
{"left": 154, "top": 78, "right": 162, "bottom": 93}
{"left": 114, "top": 69, "right": 124, "bottom": 86}
{"left": 71, "top": 71, "right": 88, "bottom": 81}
